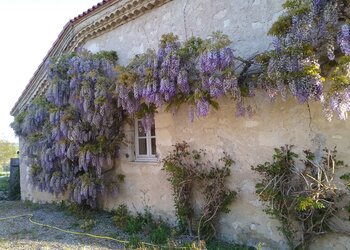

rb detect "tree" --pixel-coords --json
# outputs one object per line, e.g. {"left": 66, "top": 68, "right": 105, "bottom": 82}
{"left": 0, "top": 139, "right": 18, "bottom": 171}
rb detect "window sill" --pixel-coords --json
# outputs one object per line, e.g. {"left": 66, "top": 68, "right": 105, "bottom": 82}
{"left": 133, "top": 158, "right": 159, "bottom": 163}
{"left": 125, "top": 160, "right": 160, "bottom": 168}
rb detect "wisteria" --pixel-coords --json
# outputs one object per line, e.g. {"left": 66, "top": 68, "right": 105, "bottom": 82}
{"left": 259, "top": 0, "right": 350, "bottom": 120}
{"left": 12, "top": 50, "right": 123, "bottom": 208}
{"left": 115, "top": 32, "right": 241, "bottom": 121}
{"left": 338, "top": 24, "right": 350, "bottom": 55}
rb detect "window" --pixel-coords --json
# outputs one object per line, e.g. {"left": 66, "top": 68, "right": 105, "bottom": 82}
{"left": 135, "top": 119, "right": 157, "bottom": 161}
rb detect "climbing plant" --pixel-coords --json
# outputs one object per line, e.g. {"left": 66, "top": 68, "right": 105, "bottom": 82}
{"left": 257, "top": 0, "right": 350, "bottom": 120}
{"left": 163, "top": 142, "right": 236, "bottom": 241}
{"left": 115, "top": 32, "right": 245, "bottom": 123}
{"left": 252, "top": 145, "right": 350, "bottom": 249}
{"left": 11, "top": 50, "right": 124, "bottom": 208}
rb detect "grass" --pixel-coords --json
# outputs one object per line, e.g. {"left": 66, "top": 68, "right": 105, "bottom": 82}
{"left": 0, "top": 172, "right": 10, "bottom": 177}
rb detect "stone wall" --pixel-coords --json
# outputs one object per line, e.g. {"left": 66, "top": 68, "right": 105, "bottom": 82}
{"left": 100, "top": 95, "right": 350, "bottom": 248}
{"left": 19, "top": 0, "right": 350, "bottom": 248}
{"left": 83, "top": 0, "right": 284, "bottom": 65}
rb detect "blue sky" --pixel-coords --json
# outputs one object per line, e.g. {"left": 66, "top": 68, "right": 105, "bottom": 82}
{"left": 0, "top": 0, "right": 101, "bottom": 142}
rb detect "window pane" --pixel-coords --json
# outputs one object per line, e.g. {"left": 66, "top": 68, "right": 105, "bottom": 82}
{"left": 138, "top": 121, "right": 146, "bottom": 137}
{"left": 151, "top": 123, "right": 155, "bottom": 136}
{"left": 138, "top": 138, "right": 147, "bottom": 155}
{"left": 151, "top": 138, "right": 156, "bottom": 155}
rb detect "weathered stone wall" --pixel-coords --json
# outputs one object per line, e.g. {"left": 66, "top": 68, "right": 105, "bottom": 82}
{"left": 83, "top": 0, "right": 284, "bottom": 65}
{"left": 99, "top": 95, "right": 350, "bottom": 249}
{"left": 19, "top": 0, "right": 350, "bottom": 248}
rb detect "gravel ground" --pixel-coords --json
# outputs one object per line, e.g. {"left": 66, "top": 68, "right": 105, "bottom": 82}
{"left": 0, "top": 200, "right": 127, "bottom": 250}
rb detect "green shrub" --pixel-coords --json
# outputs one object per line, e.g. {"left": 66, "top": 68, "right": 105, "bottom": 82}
{"left": 113, "top": 204, "right": 147, "bottom": 234}
{"left": 113, "top": 204, "right": 130, "bottom": 230}
{"left": 113, "top": 204, "right": 172, "bottom": 245}
{"left": 125, "top": 234, "right": 141, "bottom": 249}
{"left": 125, "top": 214, "right": 145, "bottom": 234}
{"left": 149, "top": 221, "right": 171, "bottom": 245}
{"left": 252, "top": 145, "right": 350, "bottom": 248}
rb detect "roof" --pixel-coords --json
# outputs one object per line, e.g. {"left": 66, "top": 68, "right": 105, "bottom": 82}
{"left": 11, "top": 0, "right": 172, "bottom": 116}
{"left": 71, "top": 0, "right": 111, "bottom": 23}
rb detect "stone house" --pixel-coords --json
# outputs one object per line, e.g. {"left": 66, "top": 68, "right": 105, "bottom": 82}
{"left": 10, "top": 0, "right": 350, "bottom": 248}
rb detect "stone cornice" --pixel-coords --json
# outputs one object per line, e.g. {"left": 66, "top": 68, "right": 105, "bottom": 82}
{"left": 11, "top": 0, "right": 173, "bottom": 116}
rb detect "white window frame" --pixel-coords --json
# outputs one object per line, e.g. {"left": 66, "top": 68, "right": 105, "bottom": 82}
{"left": 135, "top": 119, "right": 157, "bottom": 162}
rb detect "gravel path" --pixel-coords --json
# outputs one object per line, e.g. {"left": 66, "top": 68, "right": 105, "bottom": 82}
{"left": 0, "top": 201, "right": 127, "bottom": 250}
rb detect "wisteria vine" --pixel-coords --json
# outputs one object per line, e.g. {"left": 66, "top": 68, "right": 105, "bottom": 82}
{"left": 12, "top": 50, "right": 123, "bottom": 207}
{"left": 115, "top": 32, "right": 242, "bottom": 124}
{"left": 258, "top": 0, "right": 350, "bottom": 120}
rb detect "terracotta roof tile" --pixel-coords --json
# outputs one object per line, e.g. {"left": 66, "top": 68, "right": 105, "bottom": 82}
{"left": 71, "top": 0, "right": 111, "bottom": 23}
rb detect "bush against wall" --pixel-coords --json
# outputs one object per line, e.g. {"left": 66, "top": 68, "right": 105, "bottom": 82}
{"left": 163, "top": 142, "right": 236, "bottom": 241}
{"left": 252, "top": 145, "right": 350, "bottom": 249}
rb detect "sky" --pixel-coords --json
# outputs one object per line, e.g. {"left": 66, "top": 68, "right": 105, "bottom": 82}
{"left": 0, "top": 0, "right": 101, "bottom": 143}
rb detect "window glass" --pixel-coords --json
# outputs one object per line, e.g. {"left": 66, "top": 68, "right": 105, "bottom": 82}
{"left": 151, "top": 125, "right": 155, "bottom": 136}
{"left": 135, "top": 118, "right": 156, "bottom": 160}
{"left": 138, "top": 138, "right": 147, "bottom": 155}
{"left": 151, "top": 138, "right": 156, "bottom": 155}
{"left": 138, "top": 121, "right": 146, "bottom": 137}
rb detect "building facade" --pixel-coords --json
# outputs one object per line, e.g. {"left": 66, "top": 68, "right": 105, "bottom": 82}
{"left": 11, "top": 0, "right": 350, "bottom": 248}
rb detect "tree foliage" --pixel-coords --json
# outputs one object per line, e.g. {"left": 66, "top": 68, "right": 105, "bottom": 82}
{"left": 0, "top": 139, "right": 18, "bottom": 171}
